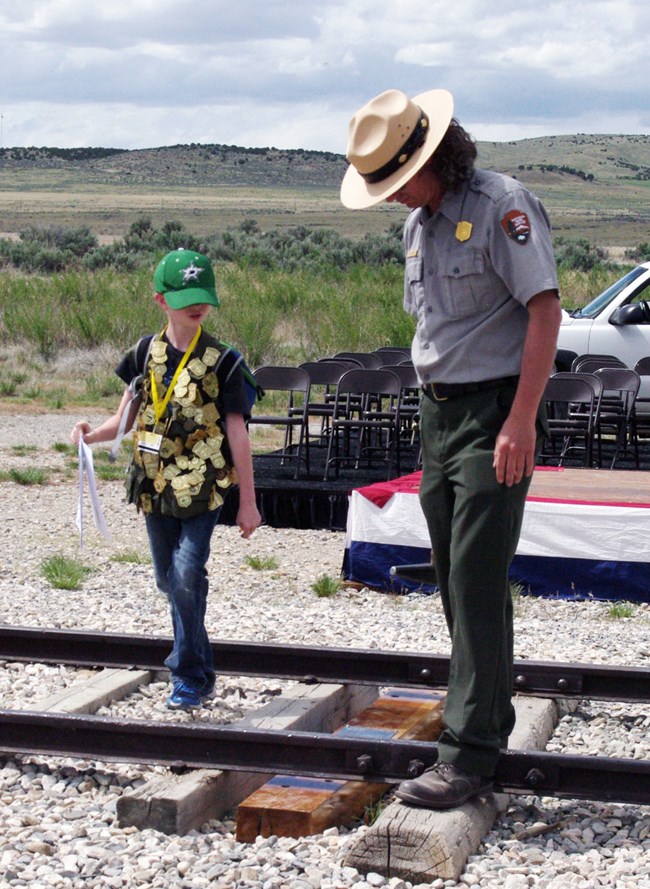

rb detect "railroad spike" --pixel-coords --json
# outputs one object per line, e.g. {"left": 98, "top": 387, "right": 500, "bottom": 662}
{"left": 407, "top": 758, "right": 426, "bottom": 778}
{"left": 356, "top": 754, "right": 374, "bottom": 774}
{"left": 525, "top": 768, "right": 546, "bottom": 788}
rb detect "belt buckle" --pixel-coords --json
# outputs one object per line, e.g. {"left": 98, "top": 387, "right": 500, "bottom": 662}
{"left": 429, "top": 383, "right": 448, "bottom": 402}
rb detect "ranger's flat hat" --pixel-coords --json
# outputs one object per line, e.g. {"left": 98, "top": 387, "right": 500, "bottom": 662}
{"left": 340, "top": 88, "right": 454, "bottom": 209}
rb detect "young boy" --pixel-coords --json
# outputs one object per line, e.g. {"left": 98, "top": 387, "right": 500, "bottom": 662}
{"left": 71, "top": 248, "right": 261, "bottom": 711}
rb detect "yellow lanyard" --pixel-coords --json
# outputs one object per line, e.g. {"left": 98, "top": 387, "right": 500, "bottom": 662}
{"left": 150, "top": 325, "right": 202, "bottom": 425}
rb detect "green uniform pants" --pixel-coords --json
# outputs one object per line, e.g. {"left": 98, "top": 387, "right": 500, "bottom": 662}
{"left": 419, "top": 379, "right": 544, "bottom": 777}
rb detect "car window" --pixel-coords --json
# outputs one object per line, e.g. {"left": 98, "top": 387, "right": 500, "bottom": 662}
{"left": 629, "top": 280, "right": 650, "bottom": 305}
{"left": 572, "top": 266, "right": 648, "bottom": 319}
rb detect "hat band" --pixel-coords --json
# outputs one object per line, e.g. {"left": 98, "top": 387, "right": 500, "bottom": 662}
{"left": 360, "top": 111, "right": 429, "bottom": 184}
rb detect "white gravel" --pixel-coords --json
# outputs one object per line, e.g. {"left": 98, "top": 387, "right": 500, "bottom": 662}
{"left": 1, "top": 413, "right": 649, "bottom": 889}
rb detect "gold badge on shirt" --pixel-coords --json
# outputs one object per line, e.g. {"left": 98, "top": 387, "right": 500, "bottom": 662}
{"left": 455, "top": 221, "right": 473, "bottom": 242}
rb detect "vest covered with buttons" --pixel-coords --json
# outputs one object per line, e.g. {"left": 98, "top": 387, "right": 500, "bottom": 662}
{"left": 125, "top": 329, "right": 238, "bottom": 519}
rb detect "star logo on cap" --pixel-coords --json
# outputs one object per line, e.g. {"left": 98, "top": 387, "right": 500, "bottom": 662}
{"left": 181, "top": 262, "right": 203, "bottom": 284}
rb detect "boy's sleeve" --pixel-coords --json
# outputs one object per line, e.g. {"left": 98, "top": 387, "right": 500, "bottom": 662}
{"left": 217, "top": 352, "right": 254, "bottom": 418}
{"left": 115, "top": 337, "right": 153, "bottom": 386}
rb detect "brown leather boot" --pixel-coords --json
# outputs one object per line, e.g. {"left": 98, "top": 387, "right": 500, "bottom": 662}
{"left": 395, "top": 761, "right": 493, "bottom": 809}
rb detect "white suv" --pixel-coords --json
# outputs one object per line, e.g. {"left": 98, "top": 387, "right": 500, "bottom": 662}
{"left": 556, "top": 261, "right": 650, "bottom": 401}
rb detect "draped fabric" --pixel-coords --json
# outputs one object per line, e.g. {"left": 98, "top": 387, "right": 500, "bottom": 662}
{"left": 344, "top": 471, "right": 650, "bottom": 602}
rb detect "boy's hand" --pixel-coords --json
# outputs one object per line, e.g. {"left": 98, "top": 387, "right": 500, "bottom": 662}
{"left": 71, "top": 421, "right": 91, "bottom": 445}
{"left": 237, "top": 503, "right": 262, "bottom": 539}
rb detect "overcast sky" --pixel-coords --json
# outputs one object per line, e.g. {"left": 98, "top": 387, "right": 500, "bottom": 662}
{"left": 1, "top": 0, "right": 649, "bottom": 153}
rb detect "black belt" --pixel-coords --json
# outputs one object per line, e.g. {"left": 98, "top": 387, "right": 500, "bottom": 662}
{"left": 422, "top": 375, "right": 519, "bottom": 402}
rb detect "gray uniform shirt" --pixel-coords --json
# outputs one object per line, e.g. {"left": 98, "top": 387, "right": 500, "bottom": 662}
{"left": 403, "top": 169, "right": 558, "bottom": 384}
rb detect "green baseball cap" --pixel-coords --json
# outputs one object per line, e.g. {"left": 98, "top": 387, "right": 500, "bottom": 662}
{"left": 153, "top": 249, "right": 220, "bottom": 309}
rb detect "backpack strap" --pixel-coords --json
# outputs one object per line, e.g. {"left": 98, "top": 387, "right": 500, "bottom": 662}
{"left": 109, "top": 335, "right": 155, "bottom": 463}
{"left": 215, "top": 340, "right": 265, "bottom": 406}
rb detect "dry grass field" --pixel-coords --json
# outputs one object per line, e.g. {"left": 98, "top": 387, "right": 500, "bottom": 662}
{"left": 0, "top": 184, "right": 403, "bottom": 241}
{"left": 1, "top": 134, "right": 649, "bottom": 247}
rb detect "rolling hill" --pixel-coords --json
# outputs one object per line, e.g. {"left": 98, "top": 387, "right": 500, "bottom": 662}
{"left": 1, "top": 134, "right": 649, "bottom": 246}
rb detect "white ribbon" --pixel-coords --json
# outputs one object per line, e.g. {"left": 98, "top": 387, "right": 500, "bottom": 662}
{"left": 77, "top": 437, "right": 111, "bottom": 548}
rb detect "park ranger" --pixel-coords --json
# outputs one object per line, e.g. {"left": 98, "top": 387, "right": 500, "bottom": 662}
{"left": 341, "top": 88, "right": 562, "bottom": 808}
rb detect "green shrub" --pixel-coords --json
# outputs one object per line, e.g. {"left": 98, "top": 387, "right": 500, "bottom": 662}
{"left": 40, "top": 554, "right": 93, "bottom": 590}
{"left": 606, "top": 601, "right": 635, "bottom": 619}
{"left": 311, "top": 574, "right": 342, "bottom": 597}
{"left": 244, "top": 554, "right": 280, "bottom": 570}
{"left": 624, "top": 242, "right": 650, "bottom": 262}
{"left": 554, "top": 237, "right": 608, "bottom": 272}
{"left": 94, "top": 463, "right": 126, "bottom": 481}
{"left": 9, "top": 467, "right": 48, "bottom": 485}
{"left": 52, "top": 441, "right": 76, "bottom": 455}
{"left": 10, "top": 445, "right": 38, "bottom": 456}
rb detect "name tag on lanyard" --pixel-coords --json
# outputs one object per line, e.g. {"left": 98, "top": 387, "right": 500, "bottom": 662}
{"left": 138, "top": 430, "right": 163, "bottom": 454}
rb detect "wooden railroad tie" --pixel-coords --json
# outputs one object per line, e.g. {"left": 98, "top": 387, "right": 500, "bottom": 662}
{"left": 235, "top": 687, "right": 445, "bottom": 842}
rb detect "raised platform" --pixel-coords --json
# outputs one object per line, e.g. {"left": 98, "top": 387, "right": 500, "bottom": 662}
{"left": 343, "top": 467, "right": 650, "bottom": 602}
{"left": 222, "top": 446, "right": 421, "bottom": 531}
{"left": 223, "top": 440, "right": 648, "bottom": 534}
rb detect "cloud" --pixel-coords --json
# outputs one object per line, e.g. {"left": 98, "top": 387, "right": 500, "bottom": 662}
{"left": 0, "top": 0, "right": 648, "bottom": 150}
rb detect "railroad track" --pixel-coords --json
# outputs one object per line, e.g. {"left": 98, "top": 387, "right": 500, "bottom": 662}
{"left": 2, "top": 625, "right": 649, "bottom": 700}
{"left": 1, "top": 625, "right": 649, "bottom": 806}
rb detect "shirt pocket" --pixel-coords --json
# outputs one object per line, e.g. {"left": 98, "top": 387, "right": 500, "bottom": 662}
{"left": 438, "top": 248, "right": 495, "bottom": 319}
{"left": 405, "top": 256, "right": 425, "bottom": 312}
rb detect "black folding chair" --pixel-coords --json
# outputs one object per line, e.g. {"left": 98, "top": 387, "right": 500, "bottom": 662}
{"left": 373, "top": 348, "right": 413, "bottom": 366}
{"left": 332, "top": 351, "right": 382, "bottom": 368}
{"left": 318, "top": 357, "right": 364, "bottom": 370}
{"left": 248, "top": 366, "right": 311, "bottom": 478}
{"left": 594, "top": 367, "right": 640, "bottom": 468}
{"left": 374, "top": 346, "right": 412, "bottom": 357}
{"left": 381, "top": 363, "right": 422, "bottom": 468}
{"left": 324, "top": 368, "right": 402, "bottom": 479}
{"left": 633, "top": 357, "right": 650, "bottom": 453}
{"left": 539, "top": 373, "right": 601, "bottom": 467}
{"left": 571, "top": 354, "right": 627, "bottom": 373}
{"left": 298, "top": 361, "right": 349, "bottom": 447}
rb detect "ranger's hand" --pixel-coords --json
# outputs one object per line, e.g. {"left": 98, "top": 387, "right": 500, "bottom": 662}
{"left": 493, "top": 417, "right": 537, "bottom": 486}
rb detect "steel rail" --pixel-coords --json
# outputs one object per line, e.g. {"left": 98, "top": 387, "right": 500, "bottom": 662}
{"left": 0, "top": 709, "right": 648, "bottom": 806}
{"left": 1, "top": 625, "right": 649, "bottom": 702}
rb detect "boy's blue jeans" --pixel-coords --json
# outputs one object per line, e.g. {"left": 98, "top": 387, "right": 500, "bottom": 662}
{"left": 145, "top": 508, "right": 221, "bottom": 695}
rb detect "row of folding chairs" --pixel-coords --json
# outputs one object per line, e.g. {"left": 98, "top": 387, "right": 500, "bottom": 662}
{"left": 539, "top": 368, "right": 641, "bottom": 468}
{"left": 563, "top": 353, "right": 650, "bottom": 465}
{"left": 250, "top": 351, "right": 650, "bottom": 479}
{"left": 248, "top": 358, "right": 419, "bottom": 480}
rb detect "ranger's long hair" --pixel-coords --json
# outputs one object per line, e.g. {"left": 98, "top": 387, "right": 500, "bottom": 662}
{"left": 428, "top": 119, "right": 477, "bottom": 192}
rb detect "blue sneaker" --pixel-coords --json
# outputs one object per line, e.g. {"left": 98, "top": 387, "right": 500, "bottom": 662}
{"left": 166, "top": 681, "right": 201, "bottom": 711}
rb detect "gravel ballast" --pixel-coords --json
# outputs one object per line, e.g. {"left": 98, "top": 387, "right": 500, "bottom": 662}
{"left": 0, "top": 413, "right": 649, "bottom": 889}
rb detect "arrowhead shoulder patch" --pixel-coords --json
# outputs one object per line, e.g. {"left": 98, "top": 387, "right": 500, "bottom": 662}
{"left": 501, "top": 209, "right": 531, "bottom": 244}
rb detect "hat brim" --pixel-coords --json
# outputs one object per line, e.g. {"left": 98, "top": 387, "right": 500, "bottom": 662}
{"left": 162, "top": 288, "right": 220, "bottom": 309}
{"left": 340, "top": 89, "right": 454, "bottom": 210}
